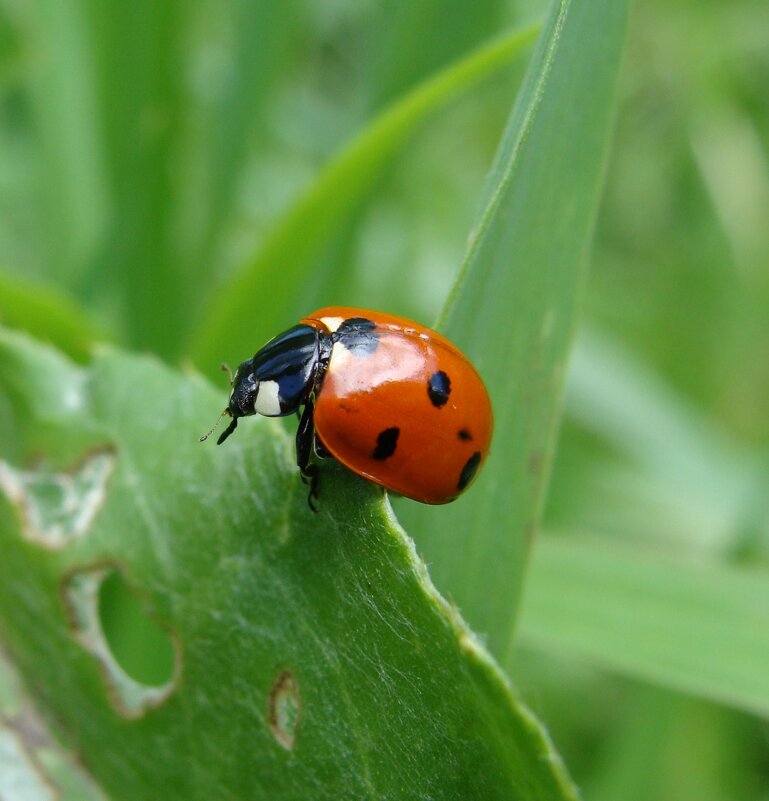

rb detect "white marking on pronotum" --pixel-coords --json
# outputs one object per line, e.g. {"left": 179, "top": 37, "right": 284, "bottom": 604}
{"left": 318, "top": 315, "right": 345, "bottom": 333}
{"left": 255, "top": 380, "right": 282, "bottom": 417}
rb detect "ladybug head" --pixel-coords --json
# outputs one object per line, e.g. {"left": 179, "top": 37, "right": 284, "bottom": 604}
{"left": 200, "top": 360, "right": 257, "bottom": 445}
{"left": 227, "top": 361, "right": 258, "bottom": 419}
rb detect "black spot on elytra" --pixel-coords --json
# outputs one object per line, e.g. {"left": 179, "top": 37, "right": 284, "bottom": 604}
{"left": 334, "top": 317, "right": 379, "bottom": 356}
{"left": 457, "top": 451, "right": 481, "bottom": 492}
{"left": 458, "top": 429, "right": 472, "bottom": 441}
{"left": 427, "top": 371, "right": 451, "bottom": 407}
{"left": 372, "top": 427, "right": 399, "bottom": 460}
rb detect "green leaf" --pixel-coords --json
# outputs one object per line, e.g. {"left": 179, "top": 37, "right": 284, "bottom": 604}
{"left": 0, "top": 649, "right": 106, "bottom": 801}
{"left": 398, "top": 0, "right": 631, "bottom": 659}
{"left": 519, "top": 534, "right": 769, "bottom": 718}
{"left": 189, "top": 25, "right": 540, "bottom": 373}
{"left": 0, "top": 329, "right": 577, "bottom": 800}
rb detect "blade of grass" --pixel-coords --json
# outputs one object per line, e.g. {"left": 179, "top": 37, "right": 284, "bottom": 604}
{"left": 567, "top": 329, "right": 756, "bottom": 525}
{"left": 189, "top": 25, "right": 540, "bottom": 373}
{"left": 397, "top": 0, "right": 630, "bottom": 659}
{"left": 78, "top": 0, "right": 186, "bottom": 357}
{"left": 181, "top": 2, "right": 298, "bottom": 311}
{"left": 584, "top": 689, "right": 734, "bottom": 801}
{"left": 363, "top": 0, "right": 505, "bottom": 108}
{"left": 11, "top": 0, "right": 108, "bottom": 286}
{"left": 0, "top": 271, "right": 110, "bottom": 361}
{"left": 519, "top": 533, "right": 769, "bottom": 718}
{"left": 563, "top": 329, "right": 768, "bottom": 556}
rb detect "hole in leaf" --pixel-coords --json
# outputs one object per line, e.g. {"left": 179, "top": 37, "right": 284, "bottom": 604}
{"left": 268, "top": 670, "right": 300, "bottom": 751}
{"left": 63, "top": 565, "right": 179, "bottom": 718}
{"left": 0, "top": 448, "right": 115, "bottom": 547}
{"left": 98, "top": 569, "right": 176, "bottom": 687}
{"left": 0, "top": 728, "right": 55, "bottom": 801}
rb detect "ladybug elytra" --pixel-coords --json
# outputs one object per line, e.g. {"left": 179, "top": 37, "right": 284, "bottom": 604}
{"left": 202, "top": 307, "right": 493, "bottom": 507}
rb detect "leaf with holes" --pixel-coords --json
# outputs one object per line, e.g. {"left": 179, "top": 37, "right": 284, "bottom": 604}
{"left": 0, "top": 328, "right": 577, "bottom": 800}
{"left": 0, "top": 647, "right": 108, "bottom": 800}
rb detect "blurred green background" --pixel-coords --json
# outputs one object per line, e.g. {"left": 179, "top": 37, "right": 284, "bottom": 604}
{"left": 1, "top": 0, "right": 768, "bottom": 798}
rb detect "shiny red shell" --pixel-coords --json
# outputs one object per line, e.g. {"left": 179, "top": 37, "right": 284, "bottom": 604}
{"left": 300, "top": 306, "right": 493, "bottom": 504}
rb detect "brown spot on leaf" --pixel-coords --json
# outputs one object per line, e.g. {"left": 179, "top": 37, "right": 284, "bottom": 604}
{"left": 268, "top": 671, "right": 300, "bottom": 750}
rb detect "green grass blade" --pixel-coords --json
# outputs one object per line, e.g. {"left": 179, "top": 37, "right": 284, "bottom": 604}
{"left": 0, "top": 329, "right": 578, "bottom": 800}
{"left": 519, "top": 534, "right": 769, "bottom": 718}
{"left": 0, "top": 271, "right": 109, "bottom": 361}
{"left": 363, "top": 0, "right": 505, "bottom": 107}
{"left": 398, "top": 0, "right": 631, "bottom": 659}
{"left": 11, "top": 0, "right": 108, "bottom": 286}
{"left": 181, "top": 2, "right": 298, "bottom": 300}
{"left": 77, "top": 0, "right": 186, "bottom": 357}
{"left": 189, "top": 25, "right": 540, "bottom": 373}
{"left": 567, "top": 330, "right": 754, "bottom": 516}
{"left": 558, "top": 329, "right": 766, "bottom": 555}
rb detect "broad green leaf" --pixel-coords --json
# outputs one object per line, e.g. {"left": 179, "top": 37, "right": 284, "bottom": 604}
{"left": 190, "top": 25, "right": 540, "bottom": 373}
{"left": 0, "top": 649, "right": 106, "bottom": 800}
{"left": 398, "top": 0, "right": 631, "bottom": 659}
{"left": 0, "top": 271, "right": 110, "bottom": 362}
{"left": 0, "top": 329, "right": 577, "bottom": 801}
{"left": 519, "top": 534, "right": 769, "bottom": 718}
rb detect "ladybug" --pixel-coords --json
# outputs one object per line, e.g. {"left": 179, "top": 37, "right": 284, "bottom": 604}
{"left": 202, "top": 307, "right": 493, "bottom": 507}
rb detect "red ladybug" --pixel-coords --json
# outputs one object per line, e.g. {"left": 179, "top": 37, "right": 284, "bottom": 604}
{"left": 203, "top": 307, "right": 493, "bottom": 507}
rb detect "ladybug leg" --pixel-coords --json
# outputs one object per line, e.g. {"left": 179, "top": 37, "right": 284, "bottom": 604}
{"left": 314, "top": 435, "right": 331, "bottom": 459}
{"left": 296, "top": 403, "right": 320, "bottom": 511}
{"left": 295, "top": 403, "right": 315, "bottom": 475}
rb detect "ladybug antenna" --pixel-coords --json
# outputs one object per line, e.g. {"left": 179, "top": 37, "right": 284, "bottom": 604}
{"left": 216, "top": 416, "right": 238, "bottom": 445}
{"left": 200, "top": 408, "right": 230, "bottom": 443}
